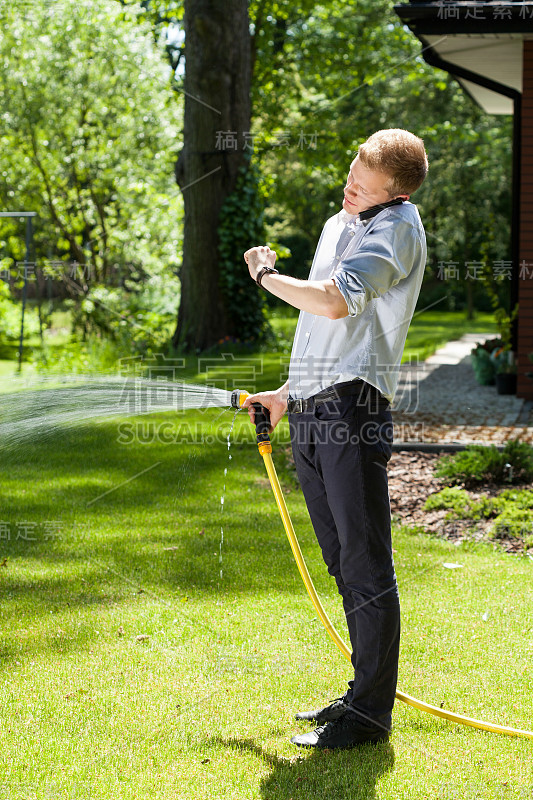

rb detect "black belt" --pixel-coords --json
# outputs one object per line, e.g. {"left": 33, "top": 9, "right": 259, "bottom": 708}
{"left": 287, "top": 379, "right": 370, "bottom": 414}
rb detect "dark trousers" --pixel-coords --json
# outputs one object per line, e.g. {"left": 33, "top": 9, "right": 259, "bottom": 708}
{"left": 289, "top": 382, "right": 400, "bottom": 732}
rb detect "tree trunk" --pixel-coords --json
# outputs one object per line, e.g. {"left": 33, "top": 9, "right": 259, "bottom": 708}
{"left": 173, "top": 0, "right": 251, "bottom": 351}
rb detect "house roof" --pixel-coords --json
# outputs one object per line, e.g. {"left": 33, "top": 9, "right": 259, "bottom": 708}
{"left": 394, "top": 2, "right": 533, "bottom": 113}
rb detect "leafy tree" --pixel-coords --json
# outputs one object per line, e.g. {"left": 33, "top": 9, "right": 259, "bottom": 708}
{"left": 0, "top": 0, "right": 182, "bottom": 347}
{"left": 1, "top": 0, "right": 514, "bottom": 356}
{"left": 246, "top": 0, "right": 512, "bottom": 315}
{"left": 133, "top": 0, "right": 513, "bottom": 335}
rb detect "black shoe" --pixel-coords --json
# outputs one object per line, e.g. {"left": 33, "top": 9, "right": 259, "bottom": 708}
{"left": 291, "top": 711, "right": 390, "bottom": 750}
{"left": 295, "top": 694, "right": 349, "bottom": 724}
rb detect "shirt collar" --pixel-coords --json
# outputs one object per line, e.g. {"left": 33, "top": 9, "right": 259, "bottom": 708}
{"left": 339, "top": 209, "right": 356, "bottom": 225}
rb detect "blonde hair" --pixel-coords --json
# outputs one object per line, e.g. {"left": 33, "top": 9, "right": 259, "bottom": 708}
{"left": 358, "top": 129, "right": 428, "bottom": 197}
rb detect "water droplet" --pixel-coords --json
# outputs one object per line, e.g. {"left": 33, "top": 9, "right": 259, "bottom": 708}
{"left": 217, "top": 407, "right": 238, "bottom": 585}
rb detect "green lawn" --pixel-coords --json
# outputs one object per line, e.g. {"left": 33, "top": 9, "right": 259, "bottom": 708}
{"left": 0, "top": 402, "right": 532, "bottom": 799}
{"left": 150, "top": 310, "right": 497, "bottom": 395}
{"left": 269, "top": 307, "right": 497, "bottom": 365}
{"left": 1, "top": 307, "right": 497, "bottom": 390}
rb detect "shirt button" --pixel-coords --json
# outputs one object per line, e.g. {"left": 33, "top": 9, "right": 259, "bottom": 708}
{"left": 305, "top": 331, "right": 310, "bottom": 337}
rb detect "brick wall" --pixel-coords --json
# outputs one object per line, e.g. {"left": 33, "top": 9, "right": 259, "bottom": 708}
{"left": 518, "top": 39, "right": 533, "bottom": 399}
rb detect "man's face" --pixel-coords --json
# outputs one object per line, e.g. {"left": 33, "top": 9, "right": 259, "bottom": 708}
{"left": 342, "top": 155, "right": 398, "bottom": 216}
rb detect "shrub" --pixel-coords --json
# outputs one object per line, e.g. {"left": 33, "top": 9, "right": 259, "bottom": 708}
{"left": 490, "top": 507, "right": 533, "bottom": 540}
{"left": 0, "top": 280, "right": 41, "bottom": 342}
{"left": 434, "top": 440, "right": 533, "bottom": 487}
{"left": 423, "top": 482, "right": 533, "bottom": 548}
{"left": 424, "top": 487, "right": 493, "bottom": 519}
{"left": 493, "top": 488, "right": 533, "bottom": 512}
{"left": 32, "top": 338, "right": 127, "bottom": 375}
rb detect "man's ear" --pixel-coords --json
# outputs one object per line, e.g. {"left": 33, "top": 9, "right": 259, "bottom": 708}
{"left": 396, "top": 194, "right": 410, "bottom": 201}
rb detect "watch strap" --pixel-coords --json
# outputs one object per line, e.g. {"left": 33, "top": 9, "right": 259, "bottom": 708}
{"left": 256, "top": 265, "right": 279, "bottom": 288}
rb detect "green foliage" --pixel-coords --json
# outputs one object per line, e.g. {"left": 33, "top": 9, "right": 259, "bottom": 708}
{"left": 424, "top": 487, "right": 493, "bottom": 520}
{"left": 0, "top": 281, "right": 22, "bottom": 341}
{"left": 0, "top": 0, "right": 515, "bottom": 355}
{"left": 424, "top": 484, "right": 533, "bottom": 543}
{"left": 246, "top": 0, "right": 513, "bottom": 310}
{"left": 479, "top": 259, "right": 518, "bottom": 363}
{"left": 0, "top": 0, "right": 182, "bottom": 339}
{"left": 490, "top": 345, "right": 517, "bottom": 376}
{"left": 72, "top": 278, "right": 179, "bottom": 345}
{"left": 493, "top": 488, "right": 533, "bottom": 511}
{"left": 434, "top": 440, "right": 533, "bottom": 488}
{"left": 490, "top": 506, "right": 533, "bottom": 542}
{"left": 0, "top": 280, "right": 40, "bottom": 344}
{"left": 470, "top": 345, "right": 497, "bottom": 386}
{"left": 32, "top": 337, "right": 128, "bottom": 375}
{"left": 32, "top": 277, "right": 179, "bottom": 373}
{"left": 217, "top": 161, "right": 270, "bottom": 343}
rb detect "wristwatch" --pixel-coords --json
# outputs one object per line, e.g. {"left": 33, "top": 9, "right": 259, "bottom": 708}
{"left": 256, "top": 265, "right": 279, "bottom": 288}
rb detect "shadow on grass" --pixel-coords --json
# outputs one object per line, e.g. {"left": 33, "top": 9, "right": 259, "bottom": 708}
{"left": 0, "top": 412, "right": 343, "bottom": 667}
{"left": 0, "top": 415, "right": 316, "bottom": 600}
{"left": 213, "top": 736, "right": 394, "bottom": 800}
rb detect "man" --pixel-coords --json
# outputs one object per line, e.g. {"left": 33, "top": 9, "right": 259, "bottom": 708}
{"left": 243, "top": 129, "right": 428, "bottom": 749}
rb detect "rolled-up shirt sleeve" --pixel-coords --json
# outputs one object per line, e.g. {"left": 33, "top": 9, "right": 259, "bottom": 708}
{"left": 333, "top": 216, "right": 422, "bottom": 317}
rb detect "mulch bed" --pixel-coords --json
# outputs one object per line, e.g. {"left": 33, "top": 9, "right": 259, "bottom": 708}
{"left": 388, "top": 450, "right": 532, "bottom": 556}
{"left": 278, "top": 446, "right": 531, "bottom": 556}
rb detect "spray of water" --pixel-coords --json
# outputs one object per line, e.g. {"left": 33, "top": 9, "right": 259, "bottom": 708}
{"left": 0, "top": 374, "right": 233, "bottom": 449}
{"left": 1, "top": 373, "right": 247, "bottom": 586}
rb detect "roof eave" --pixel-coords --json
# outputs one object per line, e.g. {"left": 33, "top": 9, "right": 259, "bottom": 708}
{"left": 394, "top": 3, "right": 533, "bottom": 36}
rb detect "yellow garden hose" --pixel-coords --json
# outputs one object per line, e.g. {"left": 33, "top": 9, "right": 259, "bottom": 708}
{"left": 237, "top": 394, "right": 533, "bottom": 741}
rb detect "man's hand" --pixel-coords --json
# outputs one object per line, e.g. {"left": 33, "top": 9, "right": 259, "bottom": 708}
{"left": 242, "top": 381, "right": 289, "bottom": 432}
{"left": 243, "top": 245, "right": 277, "bottom": 283}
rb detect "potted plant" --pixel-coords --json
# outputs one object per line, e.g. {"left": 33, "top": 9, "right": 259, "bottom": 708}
{"left": 491, "top": 346, "right": 517, "bottom": 395}
{"left": 470, "top": 337, "right": 502, "bottom": 386}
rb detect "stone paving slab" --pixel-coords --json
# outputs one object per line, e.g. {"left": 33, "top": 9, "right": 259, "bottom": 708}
{"left": 392, "top": 334, "right": 533, "bottom": 444}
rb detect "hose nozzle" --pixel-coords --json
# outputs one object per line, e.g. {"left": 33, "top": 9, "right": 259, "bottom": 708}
{"left": 230, "top": 390, "right": 272, "bottom": 453}
{"left": 231, "top": 389, "right": 250, "bottom": 409}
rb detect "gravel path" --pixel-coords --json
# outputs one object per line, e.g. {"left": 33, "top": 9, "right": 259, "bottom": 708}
{"left": 392, "top": 334, "right": 533, "bottom": 444}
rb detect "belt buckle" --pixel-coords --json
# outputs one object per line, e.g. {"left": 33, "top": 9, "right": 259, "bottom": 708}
{"left": 291, "top": 398, "right": 304, "bottom": 413}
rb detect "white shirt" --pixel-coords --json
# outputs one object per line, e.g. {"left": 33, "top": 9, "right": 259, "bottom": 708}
{"left": 288, "top": 201, "right": 427, "bottom": 403}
